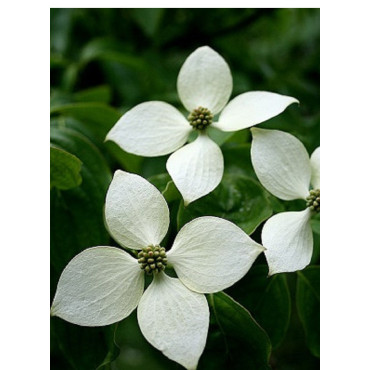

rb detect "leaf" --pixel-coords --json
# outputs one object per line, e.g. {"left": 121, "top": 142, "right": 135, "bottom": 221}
{"left": 51, "top": 318, "right": 119, "bottom": 370}
{"left": 50, "top": 102, "right": 121, "bottom": 143}
{"left": 104, "top": 140, "right": 144, "bottom": 174}
{"left": 222, "top": 142, "right": 256, "bottom": 178}
{"left": 131, "top": 8, "right": 164, "bottom": 37}
{"left": 50, "top": 145, "right": 82, "bottom": 190}
{"left": 227, "top": 264, "right": 291, "bottom": 348}
{"left": 73, "top": 85, "right": 112, "bottom": 104}
{"left": 50, "top": 126, "right": 115, "bottom": 369}
{"left": 177, "top": 173, "right": 273, "bottom": 234}
{"left": 206, "top": 292, "right": 272, "bottom": 369}
{"left": 147, "top": 173, "right": 181, "bottom": 203}
{"left": 79, "top": 38, "right": 147, "bottom": 70}
{"left": 296, "top": 266, "right": 320, "bottom": 357}
{"left": 50, "top": 126, "right": 112, "bottom": 279}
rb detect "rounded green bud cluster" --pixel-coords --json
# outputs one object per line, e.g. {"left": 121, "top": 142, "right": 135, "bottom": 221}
{"left": 138, "top": 245, "right": 168, "bottom": 275}
{"left": 188, "top": 106, "right": 213, "bottom": 130}
{"left": 306, "top": 189, "right": 320, "bottom": 212}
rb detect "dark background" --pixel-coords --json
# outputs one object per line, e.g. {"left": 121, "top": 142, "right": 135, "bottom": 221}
{"left": 51, "top": 8, "right": 319, "bottom": 370}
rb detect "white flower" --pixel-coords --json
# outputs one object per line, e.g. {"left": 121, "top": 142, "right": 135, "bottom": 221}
{"left": 106, "top": 46, "right": 298, "bottom": 205}
{"left": 250, "top": 128, "right": 320, "bottom": 275}
{"left": 51, "top": 170, "right": 264, "bottom": 369}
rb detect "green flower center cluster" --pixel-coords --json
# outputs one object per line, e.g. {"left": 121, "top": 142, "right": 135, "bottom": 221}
{"left": 138, "top": 245, "right": 168, "bottom": 275}
{"left": 188, "top": 106, "right": 213, "bottom": 130}
{"left": 306, "top": 189, "right": 320, "bottom": 212}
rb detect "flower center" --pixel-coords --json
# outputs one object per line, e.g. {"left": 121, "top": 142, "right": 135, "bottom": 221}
{"left": 306, "top": 189, "right": 320, "bottom": 212}
{"left": 188, "top": 106, "right": 213, "bottom": 130}
{"left": 138, "top": 245, "right": 168, "bottom": 275}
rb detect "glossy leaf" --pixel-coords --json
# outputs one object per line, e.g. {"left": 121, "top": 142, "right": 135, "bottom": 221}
{"left": 227, "top": 264, "right": 291, "bottom": 348}
{"left": 208, "top": 292, "right": 272, "bottom": 369}
{"left": 50, "top": 146, "right": 82, "bottom": 190}
{"left": 296, "top": 266, "right": 320, "bottom": 357}
{"left": 177, "top": 173, "right": 273, "bottom": 235}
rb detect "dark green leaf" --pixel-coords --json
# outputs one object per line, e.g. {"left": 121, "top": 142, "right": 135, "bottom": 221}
{"left": 222, "top": 142, "right": 256, "bottom": 178}
{"left": 296, "top": 266, "right": 320, "bottom": 357}
{"left": 50, "top": 102, "right": 121, "bottom": 143}
{"left": 227, "top": 264, "right": 291, "bottom": 348}
{"left": 51, "top": 318, "right": 119, "bottom": 370}
{"left": 73, "top": 85, "right": 112, "bottom": 103}
{"left": 104, "top": 141, "right": 144, "bottom": 174}
{"left": 79, "top": 38, "right": 147, "bottom": 70}
{"left": 131, "top": 8, "right": 164, "bottom": 37}
{"left": 207, "top": 292, "right": 271, "bottom": 369}
{"left": 50, "top": 126, "right": 114, "bottom": 369}
{"left": 177, "top": 173, "right": 273, "bottom": 234}
{"left": 147, "top": 173, "right": 181, "bottom": 203}
{"left": 50, "top": 126, "right": 112, "bottom": 278}
{"left": 50, "top": 145, "right": 82, "bottom": 190}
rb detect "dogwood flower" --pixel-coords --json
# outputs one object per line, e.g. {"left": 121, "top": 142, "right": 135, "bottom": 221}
{"left": 250, "top": 128, "right": 320, "bottom": 275}
{"left": 51, "top": 170, "right": 264, "bottom": 369}
{"left": 106, "top": 46, "right": 298, "bottom": 205}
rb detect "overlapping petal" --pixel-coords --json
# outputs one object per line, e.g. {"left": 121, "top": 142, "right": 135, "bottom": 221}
{"left": 251, "top": 128, "right": 311, "bottom": 200}
{"left": 51, "top": 247, "right": 144, "bottom": 326}
{"left": 166, "top": 134, "right": 223, "bottom": 205}
{"left": 213, "top": 91, "right": 299, "bottom": 132}
{"left": 262, "top": 209, "right": 313, "bottom": 275}
{"left": 137, "top": 273, "right": 209, "bottom": 370}
{"left": 106, "top": 101, "right": 191, "bottom": 157}
{"left": 105, "top": 170, "right": 169, "bottom": 250}
{"left": 310, "top": 147, "right": 320, "bottom": 189}
{"left": 167, "top": 216, "right": 264, "bottom": 293}
{"left": 177, "top": 46, "right": 232, "bottom": 115}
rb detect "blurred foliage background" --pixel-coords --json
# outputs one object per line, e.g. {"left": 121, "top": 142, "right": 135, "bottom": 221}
{"left": 50, "top": 8, "right": 319, "bottom": 370}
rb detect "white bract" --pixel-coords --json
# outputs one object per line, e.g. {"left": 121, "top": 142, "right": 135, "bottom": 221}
{"left": 106, "top": 46, "right": 298, "bottom": 205}
{"left": 51, "top": 170, "right": 264, "bottom": 369}
{"left": 251, "top": 128, "right": 320, "bottom": 275}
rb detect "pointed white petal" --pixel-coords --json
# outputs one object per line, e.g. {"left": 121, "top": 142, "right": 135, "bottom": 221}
{"left": 214, "top": 91, "right": 299, "bottom": 132}
{"left": 166, "top": 134, "right": 223, "bottom": 205}
{"left": 51, "top": 247, "right": 144, "bottom": 326}
{"left": 251, "top": 128, "right": 311, "bottom": 200}
{"left": 106, "top": 101, "right": 191, "bottom": 156}
{"left": 138, "top": 274, "right": 209, "bottom": 370}
{"left": 310, "top": 147, "right": 320, "bottom": 189}
{"left": 105, "top": 170, "right": 169, "bottom": 250}
{"left": 177, "top": 46, "right": 232, "bottom": 115}
{"left": 167, "top": 216, "right": 264, "bottom": 293}
{"left": 262, "top": 209, "right": 313, "bottom": 275}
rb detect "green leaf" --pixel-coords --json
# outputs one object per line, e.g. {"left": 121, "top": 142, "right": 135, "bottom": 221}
{"left": 104, "top": 140, "right": 144, "bottom": 174}
{"left": 79, "top": 38, "right": 147, "bottom": 70}
{"left": 227, "top": 264, "right": 291, "bottom": 348}
{"left": 50, "top": 145, "right": 82, "bottom": 190}
{"left": 296, "top": 266, "right": 320, "bottom": 357}
{"left": 50, "top": 126, "right": 114, "bottom": 369}
{"left": 50, "top": 126, "right": 112, "bottom": 279}
{"left": 51, "top": 319, "right": 119, "bottom": 370}
{"left": 177, "top": 173, "right": 273, "bottom": 234}
{"left": 207, "top": 292, "right": 272, "bottom": 369}
{"left": 73, "top": 85, "right": 112, "bottom": 104}
{"left": 147, "top": 173, "right": 181, "bottom": 203}
{"left": 131, "top": 8, "right": 164, "bottom": 37}
{"left": 222, "top": 142, "right": 256, "bottom": 178}
{"left": 311, "top": 217, "right": 320, "bottom": 234}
